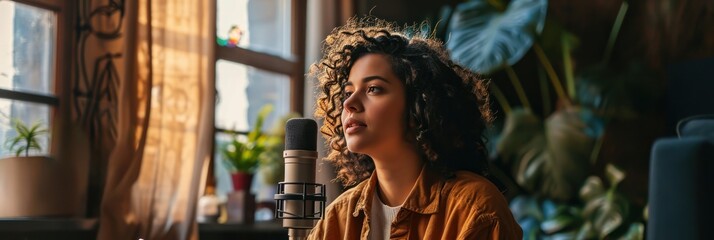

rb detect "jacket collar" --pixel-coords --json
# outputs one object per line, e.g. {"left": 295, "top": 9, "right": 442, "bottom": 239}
{"left": 352, "top": 164, "right": 442, "bottom": 217}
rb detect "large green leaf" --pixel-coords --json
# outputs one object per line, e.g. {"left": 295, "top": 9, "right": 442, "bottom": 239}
{"left": 579, "top": 164, "right": 631, "bottom": 239}
{"left": 446, "top": 0, "right": 547, "bottom": 74}
{"left": 579, "top": 176, "right": 605, "bottom": 202}
{"left": 496, "top": 107, "right": 604, "bottom": 201}
{"left": 583, "top": 193, "right": 628, "bottom": 238}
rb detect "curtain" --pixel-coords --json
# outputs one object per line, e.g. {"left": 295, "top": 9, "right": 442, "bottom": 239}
{"left": 96, "top": 0, "right": 214, "bottom": 239}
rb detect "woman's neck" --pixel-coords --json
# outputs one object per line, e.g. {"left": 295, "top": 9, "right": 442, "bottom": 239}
{"left": 371, "top": 145, "right": 423, "bottom": 207}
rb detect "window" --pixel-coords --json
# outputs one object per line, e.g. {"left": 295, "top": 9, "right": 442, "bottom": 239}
{"left": 0, "top": 0, "right": 62, "bottom": 157}
{"left": 211, "top": 0, "right": 306, "bottom": 208}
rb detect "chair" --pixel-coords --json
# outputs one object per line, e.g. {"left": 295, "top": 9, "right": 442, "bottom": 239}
{"left": 648, "top": 115, "right": 714, "bottom": 239}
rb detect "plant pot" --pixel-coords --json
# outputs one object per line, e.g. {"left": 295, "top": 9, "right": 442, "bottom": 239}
{"left": 228, "top": 172, "right": 256, "bottom": 224}
{"left": 226, "top": 190, "right": 255, "bottom": 224}
{"left": 0, "top": 156, "right": 87, "bottom": 218}
{"left": 231, "top": 172, "right": 254, "bottom": 191}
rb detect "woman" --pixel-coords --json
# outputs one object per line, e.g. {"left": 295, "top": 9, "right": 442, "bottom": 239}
{"left": 309, "top": 18, "right": 522, "bottom": 240}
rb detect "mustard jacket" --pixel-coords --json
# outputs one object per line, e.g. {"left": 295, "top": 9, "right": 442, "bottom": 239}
{"left": 307, "top": 165, "right": 523, "bottom": 239}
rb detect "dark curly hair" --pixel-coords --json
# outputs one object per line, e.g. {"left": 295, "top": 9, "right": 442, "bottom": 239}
{"left": 312, "top": 18, "right": 493, "bottom": 187}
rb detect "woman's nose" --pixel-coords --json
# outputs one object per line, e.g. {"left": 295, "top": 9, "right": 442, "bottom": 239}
{"left": 343, "top": 92, "right": 363, "bottom": 113}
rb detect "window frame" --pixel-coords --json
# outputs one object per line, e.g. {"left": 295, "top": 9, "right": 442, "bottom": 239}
{"left": 209, "top": 0, "right": 307, "bottom": 187}
{"left": 0, "top": 0, "right": 73, "bottom": 153}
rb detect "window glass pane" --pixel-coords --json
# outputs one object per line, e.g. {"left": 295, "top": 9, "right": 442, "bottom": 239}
{"left": 215, "top": 60, "right": 290, "bottom": 132}
{"left": 216, "top": 0, "right": 291, "bottom": 58}
{"left": 213, "top": 131, "right": 234, "bottom": 200}
{"left": 0, "top": 99, "right": 51, "bottom": 157}
{"left": 0, "top": 1, "right": 56, "bottom": 96}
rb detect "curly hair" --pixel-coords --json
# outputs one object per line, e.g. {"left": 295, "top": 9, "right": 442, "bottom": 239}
{"left": 312, "top": 18, "right": 493, "bottom": 187}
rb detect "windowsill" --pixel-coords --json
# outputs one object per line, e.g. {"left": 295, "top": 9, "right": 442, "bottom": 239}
{"left": 0, "top": 218, "right": 98, "bottom": 240}
{"left": 0, "top": 218, "right": 98, "bottom": 231}
{"left": 199, "top": 221, "right": 289, "bottom": 240}
{"left": 0, "top": 218, "right": 290, "bottom": 240}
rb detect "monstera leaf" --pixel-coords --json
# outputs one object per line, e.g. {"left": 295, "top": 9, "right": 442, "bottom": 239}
{"left": 509, "top": 165, "right": 643, "bottom": 239}
{"left": 446, "top": 0, "right": 547, "bottom": 74}
{"left": 496, "top": 107, "right": 604, "bottom": 201}
{"left": 578, "top": 164, "right": 631, "bottom": 239}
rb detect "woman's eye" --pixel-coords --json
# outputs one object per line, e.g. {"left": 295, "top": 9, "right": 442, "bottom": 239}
{"left": 367, "top": 86, "right": 382, "bottom": 93}
{"left": 342, "top": 91, "right": 353, "bottom": 100}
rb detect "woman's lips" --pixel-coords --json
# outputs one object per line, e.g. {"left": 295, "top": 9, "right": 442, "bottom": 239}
{"left": 344, "top": 118, "right": 366, "bottom": 134}
{"left": 345, "top": 125, "right": 366, "bottom": 134}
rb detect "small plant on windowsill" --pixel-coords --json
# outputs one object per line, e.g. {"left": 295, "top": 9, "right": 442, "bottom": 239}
{"left": 221, "top": 104, "right": 274, "bottom": 192}
{"left": 1, "top": 110, "right": 48, "bottom": 158}
{"left": 0, "top": 114, "right": 89, "bottom": 218}
{"left": 5, "top": 119, "right": 48, "bottom": 157}
{"left": 0, "top": 115, "right": 58, "bottom": 218}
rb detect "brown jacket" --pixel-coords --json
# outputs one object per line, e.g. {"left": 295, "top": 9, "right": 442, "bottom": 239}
{"left": 307, "top": 165, "right": 523, "bottom": 239}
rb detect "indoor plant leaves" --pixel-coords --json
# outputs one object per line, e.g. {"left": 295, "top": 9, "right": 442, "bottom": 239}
{"left": 222, "top": 104, "right": 273, "bottom": 173}
{"left": 4, "top": 120, "right": 48, "bottom": 157}
{"left": 446, "top": 0, "right": 547, "bottom": 74}
{"left": 540, "top": 203, "right": 581, "bottom": 235}
{"left": 497, "top": 107, "right": 604, "bottom": 201}
{"left": 580, "top": 164, "right": 631, "bottom": 239}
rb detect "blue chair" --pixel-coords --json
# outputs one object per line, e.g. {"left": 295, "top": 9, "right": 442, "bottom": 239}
{"left": 648, "top": 115, "right": 714, "bottom": 239}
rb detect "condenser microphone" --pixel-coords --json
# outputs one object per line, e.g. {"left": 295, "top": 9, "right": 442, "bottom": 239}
{"left": 274, "top": 118, "right": 326, "bottom": 240}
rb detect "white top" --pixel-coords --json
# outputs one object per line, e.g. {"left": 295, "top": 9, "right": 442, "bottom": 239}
{"left": 369, "top": 190, "right": 402, "bottom": 240}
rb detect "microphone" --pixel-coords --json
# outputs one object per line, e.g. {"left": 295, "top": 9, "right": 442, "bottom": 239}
{"left": 274, "top": 118, "right": 326, "bottom": 240}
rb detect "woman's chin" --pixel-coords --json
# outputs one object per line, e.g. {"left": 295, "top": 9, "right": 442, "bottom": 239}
{"left": 345, "top": 141, "right": 369, "bottom": 154}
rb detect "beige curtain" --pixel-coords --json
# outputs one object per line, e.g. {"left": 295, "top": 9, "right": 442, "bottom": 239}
{"left": 97, "top": 0, "right": 214, "bottom": 239}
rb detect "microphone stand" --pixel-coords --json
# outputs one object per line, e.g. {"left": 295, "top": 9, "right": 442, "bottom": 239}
{"left": 274, "top": 181, "right": 326, "bottom": 240}
{"left": 288, "top": 229, "right": 310, "bottom": 240}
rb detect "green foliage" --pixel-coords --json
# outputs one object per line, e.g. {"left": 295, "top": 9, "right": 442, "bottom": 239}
{"left": 434, "top": 0, "right": 654, "bottom": 239}
{"left": 497, "top": 108, "right": 604, "bottom": 201}
{"left": 4, "top": 119, "right": 48, "bottom": 157}
{"left": 439, "top": 0, "right": 652, "bottom": 204}
{"left": 221, "top": 105, "right": 274, "bottom": 173}
{"left": 221, "top": 104, "right": 300, "bottom": 179}
{"left": 510, "top": 164, "right": 645, "bottom": 240}
{"left": 445, "top": 0, "right": 547, "bottom": 74}
{"left": 257, "top": 112, "right": 301, "bottom": 184}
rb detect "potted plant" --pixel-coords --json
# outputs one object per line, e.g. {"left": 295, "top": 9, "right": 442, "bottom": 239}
{"left": 0, "top": 110, "right": 91, "bottom": 218}
{"left": 221, "top": 105, "right": 274, "bottom": 192}
{"left": 509, "top": 164, "right": 645, "bottom": 239}
{"left": 0, "top": 117, "right": 57, "bottom": 217}
{"left": 5, "top": 119, "right": 48, "bottom": 157}
{"left": 221, "top": 105, "right": 287, "bottom": 223}
{"left": 432, "top": 0, "right": 657, "bottom": 238}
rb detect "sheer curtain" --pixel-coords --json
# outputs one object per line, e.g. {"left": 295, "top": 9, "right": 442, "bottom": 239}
{"left": 97, "top": 0, "right": 214, "bottom": 239}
